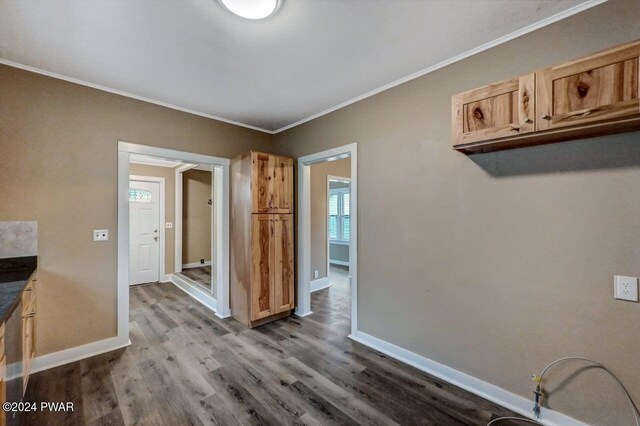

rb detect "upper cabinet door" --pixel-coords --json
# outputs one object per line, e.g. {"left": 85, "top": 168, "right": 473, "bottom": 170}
{"left": 251, "top": 152, "right": 275, "bottom": 213}
{"left": 273, "top": 214, "right": 295, "bottom": 314}
{"left": 537, "top": 41, "right": 640, "bottom": 131}
{"left": 452, "top": 73, "right": 535, "bottom": 147}
{"left": 273, "top": 156, "right": 293, "bottom": 214}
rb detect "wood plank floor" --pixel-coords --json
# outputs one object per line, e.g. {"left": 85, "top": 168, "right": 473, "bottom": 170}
{"left": 178, "top": 266, "right": 212, "bottom": 290}
{"left": 23, "top": 267, "right": 521, "bottom": 425}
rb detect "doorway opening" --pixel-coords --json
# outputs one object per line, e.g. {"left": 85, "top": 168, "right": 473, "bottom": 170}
{"left": 297, "top": 143, "right": 357, "bottom": 336}
{"left": 117, "top": 142, "right": 230, "bottom": 347}
{"left": 174, "top": 164, "right": 214, "bottom": 293}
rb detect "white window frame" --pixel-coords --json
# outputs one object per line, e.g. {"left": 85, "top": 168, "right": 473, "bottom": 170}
{"left": 328, "top": 185, "right": 350, "bottom": 245}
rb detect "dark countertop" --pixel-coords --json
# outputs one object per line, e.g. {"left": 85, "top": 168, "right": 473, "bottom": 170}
{"left": 0, "top": 256, "right": 37, "bottom": 323}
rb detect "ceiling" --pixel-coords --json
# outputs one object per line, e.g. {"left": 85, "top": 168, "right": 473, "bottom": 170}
{"left": 0, "top": 0, "right": 601, "bottom": 133}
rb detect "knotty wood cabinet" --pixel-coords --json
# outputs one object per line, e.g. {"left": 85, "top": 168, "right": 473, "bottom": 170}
{"left": 251, "top": 152, "right": 293, "bottom": 214}
{"left": 21, "top": 277, "right": 36, "bottom": 392}
{"left": 231, "top": 152, "right": 295, "bottom": 328}
{"left": 452, "top": 40, "right": 640, "bottom": 154}
{"left": 1, "top": 323, "right": 5, "bottom": 426}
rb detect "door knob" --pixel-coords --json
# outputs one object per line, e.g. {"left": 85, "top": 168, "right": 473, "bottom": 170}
{"left": 154, "top": 236, "right": 159, "bottom": 242}
{"left": 154, "top": 229, "right": 158, "bottom": 233}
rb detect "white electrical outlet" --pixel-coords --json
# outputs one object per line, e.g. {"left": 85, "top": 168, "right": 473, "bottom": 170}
{"left": 314, "top": 270, "right": 319, "bottom": 279}
{"left": 166, "top": 222, "right": 173, "bottom": 229}
{"left": 614, "top": 275, "right": 639, "bottom": 302}
{"left": 93, "top": 229, "right": 109, "bottom": 241}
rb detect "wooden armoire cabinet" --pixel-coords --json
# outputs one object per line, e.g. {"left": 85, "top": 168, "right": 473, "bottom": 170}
{"left": 231, "top": 152, "right": 295, "bottom": 328}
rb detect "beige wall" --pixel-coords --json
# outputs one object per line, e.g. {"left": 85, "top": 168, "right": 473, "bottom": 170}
{"left": 182, "top": 169, "right": 212, "bottom": 265}
{"left": 310, "top": 159, "right": 350, "bottom": 279}
{"left": 0, "top": 64, "right": 274, "bottom": 356}
{"left": 129, "top": 164, "right": 176, "bottom": 274}
{"left": 275, "top": 2, "right": 640, "bottom": 424}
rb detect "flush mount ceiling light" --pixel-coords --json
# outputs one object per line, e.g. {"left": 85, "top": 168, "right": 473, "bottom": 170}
{"left": 219, "top": 0, "right": 280, "bottom": 20}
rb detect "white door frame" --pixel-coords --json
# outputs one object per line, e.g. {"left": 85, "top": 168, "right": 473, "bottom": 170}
{"left": 129, "top": 175, "right": 166, "bottom": 283}
{"left": 297, "top": 143, "right": 358, "bottom": 337}
{"left": 174, "top": 164, "right": 216, "bottom": 287}
{"left": 118, "top": 142, "right": 231, "bottom": 344}
{"left": 174, "top": 162, "right": 197, "bottom": 274}
{"left": 326, "top": 175, "right": 351, "bottom": 275}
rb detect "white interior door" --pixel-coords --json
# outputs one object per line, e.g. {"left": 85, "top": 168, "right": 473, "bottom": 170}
{"left": 129, "top": 180, "right": 160, "bottom": 285}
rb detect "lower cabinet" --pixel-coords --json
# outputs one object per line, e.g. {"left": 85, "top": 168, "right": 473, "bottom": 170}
{"left": 250, "top": 214, "right": 295, "bottom": 323}
{"left": 21, "top": 277, "right": 36, "bottom": 393}
{"left": 1, "top": 323, "right": 5, "bottom": 426}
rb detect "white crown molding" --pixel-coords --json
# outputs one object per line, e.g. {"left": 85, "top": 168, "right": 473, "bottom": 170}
{"left": 272, "top": 0, "right": 607, "bottom": 133}
{"left": 0, "top": 0, "right": 606, "bottom": 135}
{"left": 0, "top": 58, "right": 275, "bottom": 135}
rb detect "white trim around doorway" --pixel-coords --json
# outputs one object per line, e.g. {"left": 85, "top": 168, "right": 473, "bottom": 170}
{"left": 296, "top": 143, "right": 358, "bottom": 336}
{"left": 119, "top": 142, "right": 231, "bottom": 342}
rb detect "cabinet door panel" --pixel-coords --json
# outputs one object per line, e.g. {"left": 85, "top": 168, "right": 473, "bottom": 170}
{"left": 251, "top": 153, "right": 275, "bottom": 213}
{"left": 273, "top": 157, "right": 293, "bottom": 214}
{"left": 537, "top": 42, "right": 640, "bottom": 131}
{"left": 273, "top": 215, "right": 294, "bottom": 314}
{"left": 452, "top": 73, "right": 535, "bottom": 147}
{"left": 251, "top": 215, "right": 274, "bottom": 320}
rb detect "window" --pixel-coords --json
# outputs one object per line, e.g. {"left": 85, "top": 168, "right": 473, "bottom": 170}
{"left": 328, "top": 185, "right": 350, "bottom": 243}
{"left": 129, "top": 188, "right": 152, "bottom": 202}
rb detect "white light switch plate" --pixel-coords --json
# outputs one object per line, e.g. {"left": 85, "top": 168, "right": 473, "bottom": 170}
{"left": 614, "top": 275, "right": 639, "bottom": 302}
{"left": 93, "top": 229, "right": 109, "bottom": 241}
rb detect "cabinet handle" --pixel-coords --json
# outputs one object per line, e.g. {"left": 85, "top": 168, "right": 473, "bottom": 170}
{"left": 24, "top": 312, "right": 35, "bottom": 318}
{"left": 541, "top": 114, "right": 551, "bottom": 120}
{"left": 524, "top": 118, "right": 533, "bottom": 124}
{"left": 24, "top": 288, "right": 33, "bottom": 292}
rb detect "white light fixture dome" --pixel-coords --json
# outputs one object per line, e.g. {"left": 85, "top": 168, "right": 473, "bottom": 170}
{"left": 220, "top": 0, "right": 280, "bottom": 20}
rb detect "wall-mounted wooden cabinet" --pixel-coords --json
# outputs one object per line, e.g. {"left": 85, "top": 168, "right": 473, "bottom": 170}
{"left": 452, "top": 40, "right": 640, "bottom": 154}
{"left": 231, "top": 152, "right": 295, "bottom": 328}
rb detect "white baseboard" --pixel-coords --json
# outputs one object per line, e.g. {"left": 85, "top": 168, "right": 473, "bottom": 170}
{"left": 310, "top": 277, "right": 331, "bottom": 292}
{"left": 329, "top": 259, "right": 349, "bottom": 267}
{"left": 171, "top": 274, "right": 218, "bottom": 313}
{"left": 31, "top": 336, "right": 131, "bottom": 374}
{"left": 160, "top": 274, "right": 172, "bottom": 283}
{"left": 294, "top": 308, "right": 313, "bottom": 318}
{"left": 182, "top": 261, "right": 212, "bottom": 269}
{"left": 348, "top": 331, "right": 586, "bottom": 426}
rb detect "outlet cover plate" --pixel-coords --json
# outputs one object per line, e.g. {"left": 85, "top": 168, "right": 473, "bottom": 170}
{"left": 93, "top": 229, "right": 109, "bottom": 241}
{"left": 614, "top": 275, "right": 639, "bottom": 302}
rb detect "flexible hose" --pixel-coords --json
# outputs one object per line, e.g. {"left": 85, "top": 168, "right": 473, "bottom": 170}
{"left": 487, "top": 357, "right": 640, "bottom": 426}
{"left": 487, "top": 417, "right": 542, "bottom": 425}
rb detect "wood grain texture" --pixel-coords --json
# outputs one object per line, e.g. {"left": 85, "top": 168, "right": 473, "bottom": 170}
{"left": 230, "top": 152, "right": 252, "bottom": 327}
{"left": 553, "top": 59, "right": 638, "bottom": 115}
{"left": 273, "top": 214, "right": 295, "bottom": 313}
{"left": 251, "top": 152, "right": 275, "bottom": 214}
{"left": 251, "top": 214, "right": 275, "bottom": 321}
{"left": 22, "top": 275, "right": 522, "bottom": 425}
{"left": 455, "top": 39, "right": 640, "bottom": 153}
{"left": 0, "top": 323, "right": 4, "bottom": 426}
{"left": 274, "top": 156, "right": 293, "bottom": 214}
{"left": 22, "top": 275, "right": 36, "bottom": 393}
{"left": 518, "top": 73, "right": 535, "bottom": 133}
{"left": 232, "top": 151, "right": 295, "bottom": 328}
